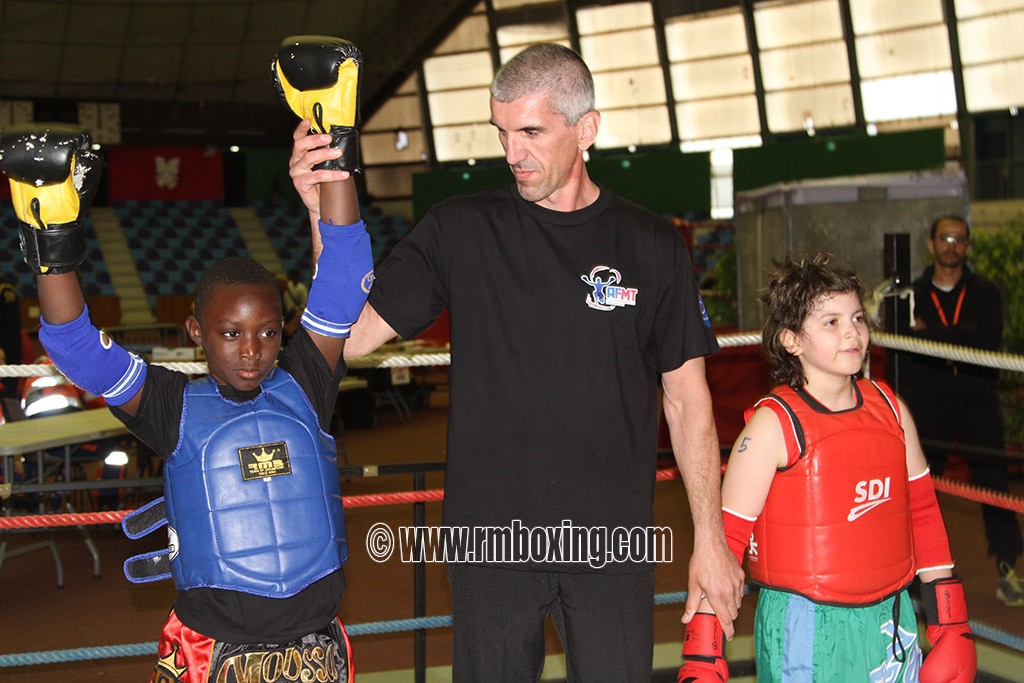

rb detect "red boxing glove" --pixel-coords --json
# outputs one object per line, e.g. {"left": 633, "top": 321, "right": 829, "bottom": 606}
{"left": 920, "top": 578, "right": 976, "bottom": 683}
{"left": 677, "top": 613, "right": 729, "bottom": 683}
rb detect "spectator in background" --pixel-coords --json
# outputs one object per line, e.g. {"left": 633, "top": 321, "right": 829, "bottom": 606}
{"left": 276, "top": 271, "right": 304, "bottom": 343}
{"left": 906, "top": 214, "right": 1023, "bottom": 607}
{"left": 0, "top": 278, "right": 23, "bottom": 407}
{"left": 285, "top": 268, "right": 309, "bottom": 314}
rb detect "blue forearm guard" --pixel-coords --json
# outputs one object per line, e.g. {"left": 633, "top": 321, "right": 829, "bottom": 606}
{"left": 302, "top": 219, "right": 374, "bottom": 338}
{"left": 38, "top": 306, "right": 147, "bottom": 406}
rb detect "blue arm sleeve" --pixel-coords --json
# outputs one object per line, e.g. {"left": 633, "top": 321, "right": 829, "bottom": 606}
{"left": 38, "top": 306, "right": 147, "bottom": 406}
{"left": 301, "top": 219, "right": 374, "bottom": 338}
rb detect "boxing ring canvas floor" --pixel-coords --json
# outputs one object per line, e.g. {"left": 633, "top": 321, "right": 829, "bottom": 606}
{"left": 1, "top": 405, "right": 1022, "bottom": 682}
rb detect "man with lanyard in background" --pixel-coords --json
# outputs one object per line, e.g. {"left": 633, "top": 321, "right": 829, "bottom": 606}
{"left": 906, "top": 214, "right": 1023, "bottom": 607}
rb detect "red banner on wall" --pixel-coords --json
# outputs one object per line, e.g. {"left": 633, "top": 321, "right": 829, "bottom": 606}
{"left": 107, "top": 147, "right": 224, "bottom": 201}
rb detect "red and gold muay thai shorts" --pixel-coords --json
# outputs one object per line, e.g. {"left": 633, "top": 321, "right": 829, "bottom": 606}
{"left": 150, "top": 610, "right": 353, "bottom": 683}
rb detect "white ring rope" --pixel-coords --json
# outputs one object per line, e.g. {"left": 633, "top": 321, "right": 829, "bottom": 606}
{"left": 346, "top": 352, "right": 454, "bottom": 369}
{"left": 1, "top": 332, "right": 1021, "bottom": 376}
{"left": 715, "top": 332, "right": 763, "bottom": 349}
{"left": 0, "top": 361, "right": 214, "bottom": 378}
{"left": 720, "top": 331, "right": 1024, "bottom": 373}
{"left": 872, "top": 332, "right": 1024, "bottom": 373}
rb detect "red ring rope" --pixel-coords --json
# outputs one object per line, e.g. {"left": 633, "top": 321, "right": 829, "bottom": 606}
{"left": 0, "top": 488, "right": 448, "bottom": 529}
{"left": 2, "top": 466, "right": 1020, "bottom": 530}
{"left": 932, "top": 474, "right": 1024, "bottom": 513}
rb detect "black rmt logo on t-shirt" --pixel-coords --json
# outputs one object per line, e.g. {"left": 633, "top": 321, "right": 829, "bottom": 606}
{"left": 238, "top": 441, "right": 292, "bottom": 481}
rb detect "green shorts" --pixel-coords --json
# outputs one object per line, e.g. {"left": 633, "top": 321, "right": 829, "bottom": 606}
{"left": 754, "top": 587, "right": 922, "bottom": 683}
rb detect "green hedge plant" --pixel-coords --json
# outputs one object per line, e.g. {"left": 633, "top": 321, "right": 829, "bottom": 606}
{"left": 971, "top": 216, "right": 1024, "bottom": 448}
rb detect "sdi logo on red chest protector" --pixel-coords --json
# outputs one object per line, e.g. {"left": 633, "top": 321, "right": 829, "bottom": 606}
{"left": 848, "top": 477, "right": 892, "bottom": 522}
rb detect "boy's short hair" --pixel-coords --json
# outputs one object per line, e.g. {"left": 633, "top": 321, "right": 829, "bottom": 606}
{"left": 760, "top": 251, "right": 865, "bottom": 388}
{"left": 193, "top": 257, "right": 280, "bottom": 322}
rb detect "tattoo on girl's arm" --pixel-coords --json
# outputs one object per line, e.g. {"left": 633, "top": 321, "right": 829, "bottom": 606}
{"left": 738, "top": 436, "right": 751, "bottom": 453}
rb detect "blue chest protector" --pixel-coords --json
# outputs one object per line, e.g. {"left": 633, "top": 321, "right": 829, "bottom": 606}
{"left": 123, "top": 369, "right": 346, "bottom": 598}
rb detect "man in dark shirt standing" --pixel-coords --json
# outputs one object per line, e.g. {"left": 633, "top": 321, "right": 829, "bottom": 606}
{"left": 293, "top": 43, "right": 743, "bottom": 681}
{"left": 907, "top": 214, "right": 1023, "bottom": 606}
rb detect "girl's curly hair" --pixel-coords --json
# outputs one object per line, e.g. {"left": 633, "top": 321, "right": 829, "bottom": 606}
{"left": 760, "top": 251, "right": 866, "bottom": 388}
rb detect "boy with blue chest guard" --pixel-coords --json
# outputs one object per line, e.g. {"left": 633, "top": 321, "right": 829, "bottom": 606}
{"left": 0, "top": 116, "right": 372, "bottom": 682}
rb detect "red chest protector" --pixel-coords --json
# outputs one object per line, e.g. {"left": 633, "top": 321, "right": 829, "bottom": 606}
{"left": 746, "top": 379, "right": 914, "bottom": 605}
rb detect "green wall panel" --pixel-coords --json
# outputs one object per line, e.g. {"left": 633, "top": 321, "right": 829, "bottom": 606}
{"left": 733, "top": 129, "right": 946, "bottom": 193}
{"left": 246, "top": 147, "right": 299, "bottom": 204}
{"left": 413, "top": 151, "right": 712, "bottom": 220}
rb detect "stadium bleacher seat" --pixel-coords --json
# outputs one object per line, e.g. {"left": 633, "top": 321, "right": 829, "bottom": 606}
{"left": 255, "top": 200, "right": 412, "bottom": 278}
{"left": 114, "top": 199, "right": 251, "bottom": 308}
{"left": 0, "top": 202, "right": 114, "bottom": 298}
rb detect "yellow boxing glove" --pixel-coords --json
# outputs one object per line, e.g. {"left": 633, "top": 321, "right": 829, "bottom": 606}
{"left": 272, "top": 35, "right": 362, "bottom": 172}
{"left": 0, "top": 125, "right": 101, "bottom": 274}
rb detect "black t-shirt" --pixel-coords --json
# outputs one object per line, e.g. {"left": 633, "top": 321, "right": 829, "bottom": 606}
{"left": 369, "top": 185, "right": 717, "bottom": 572}
{"left": 110, "top": 328, "right": 347, "bottom": 643}
{"left": 909, "top": 266, "right": 1003, "bottom": 393}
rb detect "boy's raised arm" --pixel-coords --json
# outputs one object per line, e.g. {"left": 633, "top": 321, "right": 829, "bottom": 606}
{"left": 0, "top": 126, "right": 145, "bottom": 415}
{"left": 272, "top": 36, "right": 373, "bottom": 370}
{"left": 300, "top": 170, "right": 373, "bottom": 370}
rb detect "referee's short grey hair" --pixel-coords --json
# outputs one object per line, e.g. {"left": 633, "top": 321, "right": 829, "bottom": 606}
{"left": 491, "top": 43, "right": 595, "bottom": 125}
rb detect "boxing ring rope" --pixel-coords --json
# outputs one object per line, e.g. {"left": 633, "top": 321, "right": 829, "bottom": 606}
{"left": 931, "top": 477, "right": 1024, "bottom": 513}
{"left": 872, "top": 331, "right": 1024, "bottom": 373}
{"left": 0, "top": 590, "right": 1021, "bottom": 667}
{"left": 0, "top": 488, "right": 449, "bottom": 530}
{"left": 2, "top": 592, "right": 1022, "bottom": 668}
{"left": 4, "top": 464, "right": 1024, "bottom": 532}
{"left": 2, "top": 331, "right": 1022, "bottom": 376}
{"left": 2, "top": 330, "right": 1022, "bottom": 376}
{"left": 2, "top": 615, "right": 1022, "bottom": 669}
